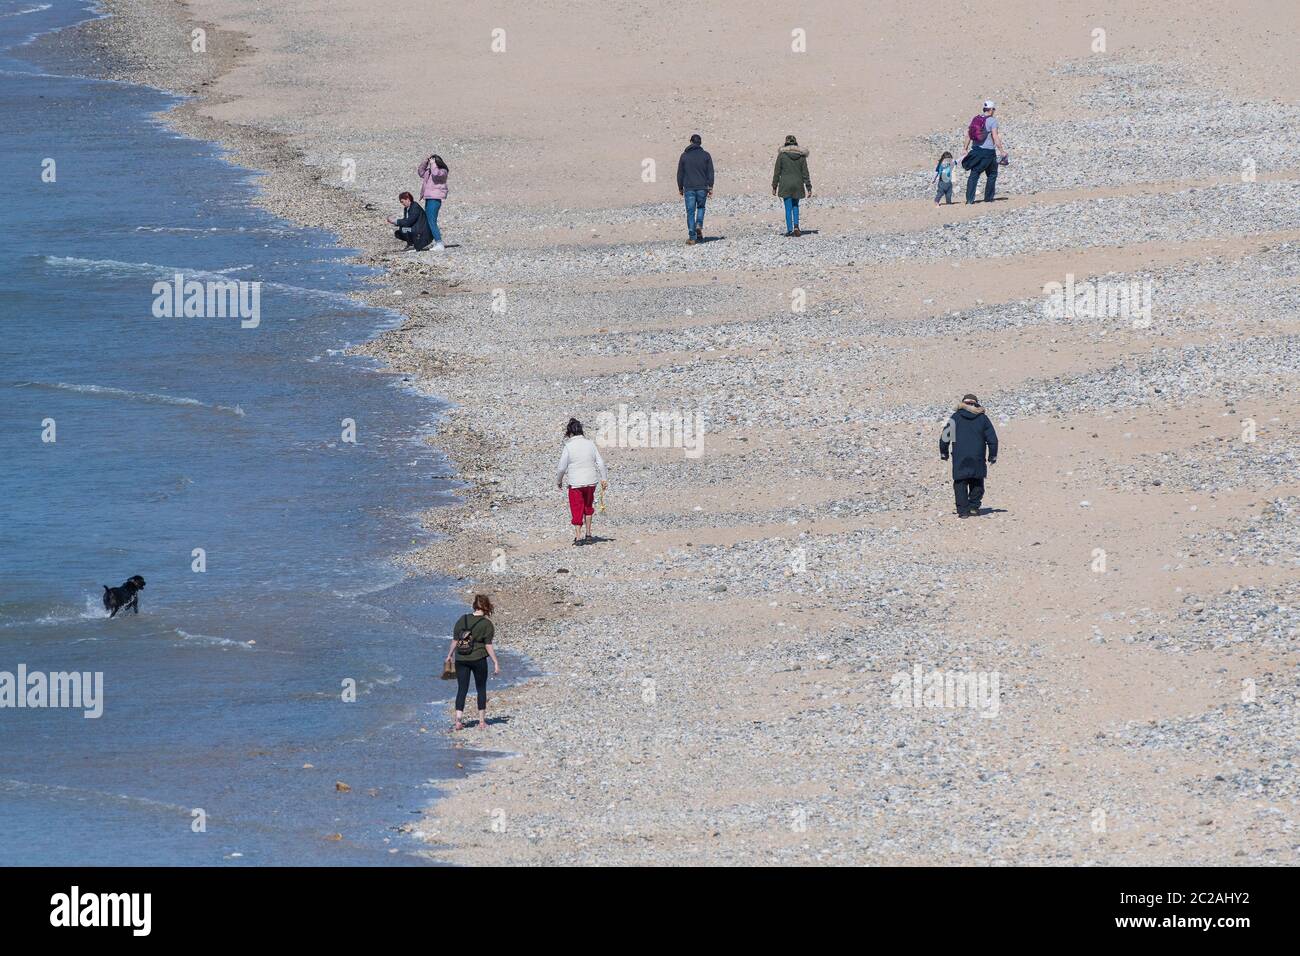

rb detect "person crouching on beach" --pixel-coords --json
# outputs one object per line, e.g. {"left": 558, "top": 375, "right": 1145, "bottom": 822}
{"left": 387, "top": 191, "right": 433, "bottom": 251}
{"left": 772, "top": 134, "right": 812, "bottom": 237}
{"left": 444, "top": 594, "right": 500, "bottom": 731}
{"left": 416, "top": 153, "right": 449, "bottom": 252}
{"left": 933, "top": 151, "right": 955, "bottom": 205}
{"left": 556, "top": 417, "right": 608, "bottom": 546}
{"left": 939, "top": 393, "right": 999, "bottom": 517}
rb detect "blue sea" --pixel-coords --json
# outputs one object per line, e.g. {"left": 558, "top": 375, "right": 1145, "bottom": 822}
{"left": 0, "top": 0, "right": 468, "bottom": 865}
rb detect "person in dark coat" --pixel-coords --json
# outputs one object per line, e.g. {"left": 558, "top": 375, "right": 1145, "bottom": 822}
{"left": 939, "top": 393, "right": 999, "bottom": 517}
{"left": 677, "top": 133, "right": 714, "bottom": 245}
{"left": 387, "top": 191, "right": 433, "bottom": 251}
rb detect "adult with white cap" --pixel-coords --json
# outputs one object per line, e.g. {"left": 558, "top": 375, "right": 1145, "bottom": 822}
{"left": 962, "top": 100, "right": 1007, "bottom": 204}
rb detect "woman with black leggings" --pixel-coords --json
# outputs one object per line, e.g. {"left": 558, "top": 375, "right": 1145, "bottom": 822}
{"left": 444, "top": 594, "right": 500, "bottom": 731}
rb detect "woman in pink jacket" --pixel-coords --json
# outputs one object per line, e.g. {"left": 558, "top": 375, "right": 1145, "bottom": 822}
{"left": 416, "top": 154, "right": 449, "bottom": 251}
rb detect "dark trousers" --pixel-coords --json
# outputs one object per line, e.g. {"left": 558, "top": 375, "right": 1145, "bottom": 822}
{"left": 954, "top": 477, "right": 985, "bottom": 513}
{"left": 455, "top": 657, "right": 488, "bottom": 711}
{"left": 965, "top": 147, "right": 998, "bottom": 203}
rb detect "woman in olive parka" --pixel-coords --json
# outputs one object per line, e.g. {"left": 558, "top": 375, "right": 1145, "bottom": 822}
{"left": 771, "top": 134, "right": 812, "bottom": 236}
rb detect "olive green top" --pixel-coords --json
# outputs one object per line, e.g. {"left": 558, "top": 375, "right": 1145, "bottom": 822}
{"left": 772, "top": 146, "right": 812, "bottom": 199}
{"left": 452, "top": 613, "right": 494, "bottom": 662}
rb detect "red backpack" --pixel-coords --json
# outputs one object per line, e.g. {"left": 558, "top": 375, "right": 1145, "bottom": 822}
{"left": 967, "top": 114, "right": 988, "bottom": 145}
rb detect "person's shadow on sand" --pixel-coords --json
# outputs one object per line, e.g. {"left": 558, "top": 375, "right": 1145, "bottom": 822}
{"left": 970, "top": 507, "right": 1008, "bottom": 516}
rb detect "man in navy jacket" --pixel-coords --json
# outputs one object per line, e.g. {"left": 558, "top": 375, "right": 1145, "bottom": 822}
{"left": 939, "top": 393, "right": 999, "bottom": 517}
{"left": 677, "top": 134, "right": 715, "bottom": 245}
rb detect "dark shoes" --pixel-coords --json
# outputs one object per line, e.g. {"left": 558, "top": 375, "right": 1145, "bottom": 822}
{"left": 792, "top": 227, "right": 802, "bottom": 237}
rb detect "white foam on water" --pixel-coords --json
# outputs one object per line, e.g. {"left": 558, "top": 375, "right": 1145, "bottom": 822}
{"left": 0, "top": 777, "right": 194, "bottom": 815}
{"left": 0, "top": 4, "right": 53, "bottom": 19}
{"left": 331, "top": 570, "right": 409, "bottom": 600}
{"left": 174, "top": 628, "right": 255, "bottom": 650}
{"left": 134, "top": 225, "right": 220, "bottom": 233}
{"left": 14, "top": 380, "right": 246, "bottom": 417}
{"left": 0, "top": 593, "right": 107, "bottom": 627}
{"left": 42, "top": 254, "right": 360, "bottom": 306}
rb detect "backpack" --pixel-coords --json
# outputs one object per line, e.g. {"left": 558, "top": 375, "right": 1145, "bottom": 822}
{"left": 967, "top": 114, "right": 988, "bottom": 145}
{"left": 455, "top": 615, "right": 487, "bottom": 655}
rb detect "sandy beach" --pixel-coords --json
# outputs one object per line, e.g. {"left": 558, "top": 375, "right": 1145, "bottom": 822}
{"left": 69, "top": 0, "right": 1300, "bottom": 865}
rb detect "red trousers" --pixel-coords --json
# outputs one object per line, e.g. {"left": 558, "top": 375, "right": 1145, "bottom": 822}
{"left": 567, "top": 485, "right": 596, "bottom": 525}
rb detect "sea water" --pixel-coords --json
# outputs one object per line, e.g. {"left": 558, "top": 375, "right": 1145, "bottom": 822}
{"left": 0, "top": 0, "right": 470, "bottom": 865}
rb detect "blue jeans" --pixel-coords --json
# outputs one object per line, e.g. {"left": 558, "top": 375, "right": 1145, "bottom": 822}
{"left": 964, "top": 148, "right": 998, "bottom": 203}
{"left": 782, "top": 195, "right": 800, "bottom": 232}
{"left": 684, "top": 189, "right": 707, "bottom": 238}
{"left": 424, "top": 198, "right": 443, "bottom": 243}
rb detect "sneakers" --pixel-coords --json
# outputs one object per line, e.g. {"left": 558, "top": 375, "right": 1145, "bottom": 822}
{"left": 432, "top": 242, "right": 445, "bottom": 251}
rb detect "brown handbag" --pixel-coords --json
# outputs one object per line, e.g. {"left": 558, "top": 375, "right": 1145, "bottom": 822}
{"left": 439, "top": 659, "right": 457, "bottom": 680}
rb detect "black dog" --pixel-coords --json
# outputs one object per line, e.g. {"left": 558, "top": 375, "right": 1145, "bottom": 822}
{"left": 103, "top": 576, "right": 146, "bottom": 617}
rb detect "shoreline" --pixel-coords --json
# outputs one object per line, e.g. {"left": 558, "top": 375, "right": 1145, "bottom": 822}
{"left": 64, "top": 0, "right": 1300, "bottom": 865}
{"left": 2, "top": 0, "right": 484, "bottom": 864}
{"left": 30, "top": 0, "right": 546, "bottom": 863}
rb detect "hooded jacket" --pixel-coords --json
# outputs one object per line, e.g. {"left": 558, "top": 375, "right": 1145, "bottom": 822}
{"left": 939, "top": 404, "right": 999, "bottom": 480}
{"left": 772, "top": 145, "right": 811, "bottom": 199}
{"left": 677, "top": 143, "right": 715, "bottom": 191}
{"left": 393, "top": 200, "right": 433, "bottom": 251}
{"left": 417, "top": 158, "right": 449, "bottom": 200}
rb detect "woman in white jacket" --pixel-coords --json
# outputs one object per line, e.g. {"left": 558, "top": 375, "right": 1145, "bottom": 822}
{"left": 556, "top": 418, "right": 609, "bottom": 545}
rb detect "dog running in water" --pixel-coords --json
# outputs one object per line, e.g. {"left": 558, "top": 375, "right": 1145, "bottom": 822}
{"left": 103, "top": 576, "right": 146, "bottom": 617}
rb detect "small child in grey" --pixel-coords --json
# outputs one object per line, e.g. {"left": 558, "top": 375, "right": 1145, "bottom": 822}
{"left": 933, "top": 151, "right": 955, "bottom": 205}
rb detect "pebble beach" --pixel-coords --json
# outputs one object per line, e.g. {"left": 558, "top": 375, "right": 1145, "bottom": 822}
{"left": 69, "top": 0, "right": 1300, "bottom": 865}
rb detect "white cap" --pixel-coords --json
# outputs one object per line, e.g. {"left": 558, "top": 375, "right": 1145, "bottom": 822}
{"left": 983, "top": 100, "right": 996, "bottom": 110}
